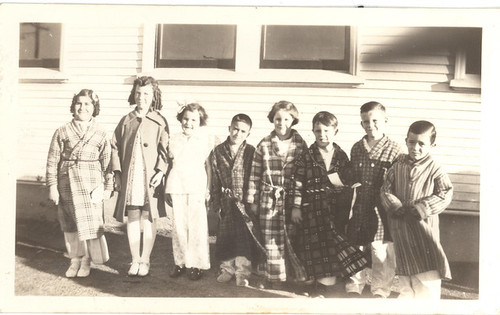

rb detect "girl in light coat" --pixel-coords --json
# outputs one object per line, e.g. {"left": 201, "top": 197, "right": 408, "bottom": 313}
{"left": 111, "top": 76, "right": 169, "bottom": 277}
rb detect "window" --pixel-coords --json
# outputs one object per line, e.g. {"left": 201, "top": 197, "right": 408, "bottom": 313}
{"left": 19, "top": 23, "right": 61, "bottom": 69}
{"left": 450, "top": 27, "right": 481, "bottom": 90}
{"left": 260, "top": 25, "right": 350, "bottom": 71}
{"left": 155, "top": 24, "right": 236, "bottom": 69}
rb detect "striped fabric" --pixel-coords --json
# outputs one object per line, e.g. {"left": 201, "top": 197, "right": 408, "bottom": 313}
{"left": 246, "top": 129, "right": 308, "bottom": 282}
{"left": 347, "top": 136, "right": 402, "bottom": 246}
{"left": 46, "top": 119, "right": 112, "bottom": 240}
{"left": 380, "top": 154, "right": 453, "bottom": 279}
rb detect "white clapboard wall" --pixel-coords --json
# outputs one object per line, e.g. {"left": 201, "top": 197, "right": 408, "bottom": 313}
{"left": 17, "top": 23, "right": 480, "bottom": 215}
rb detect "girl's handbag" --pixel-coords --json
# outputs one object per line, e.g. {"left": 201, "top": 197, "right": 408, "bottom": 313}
{"left": 87, "top": 235, "right": 110, "bottom": 264}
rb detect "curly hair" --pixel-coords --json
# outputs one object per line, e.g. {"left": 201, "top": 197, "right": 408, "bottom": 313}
{"left": 176, "top": 103, "right": 209, "bottom": 127}
{"left": 70, "top": 89, "right": 100, "bottom": 117}
{"left": 267, "top": 100, "right": 299, "bottom": 126}
{"left": 128, "top": 76, "right": 162, "bottom": 111}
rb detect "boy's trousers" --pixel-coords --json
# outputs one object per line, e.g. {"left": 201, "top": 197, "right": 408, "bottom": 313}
{"left": 398, "top": 270, "right": 441, "bottom": 299}
{"left": 220, "top": 256, "right": 251, "bottom": 277}
{"left": 345, "top": 240, "right": 396, "bottom": 297}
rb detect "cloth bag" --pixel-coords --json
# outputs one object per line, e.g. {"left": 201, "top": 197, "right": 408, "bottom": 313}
{"left": 86, "top": 235, "right": 109, "bottom": 264}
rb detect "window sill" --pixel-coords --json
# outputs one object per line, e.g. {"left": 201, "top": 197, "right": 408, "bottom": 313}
{"left": 18, "top": 68, "right": 69, "bottom": 83}
{"left": 142, "top": 68, "right": 364, "bottom": 88}
{"left": 450, "top": 74, "right": 481, "bottom": 92}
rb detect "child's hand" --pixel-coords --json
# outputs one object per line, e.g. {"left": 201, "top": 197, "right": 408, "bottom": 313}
{"left": 48, "top": 185, "right": 59, "bottom": 206}
{"left": 248, "top": 203, "right": 258, "bottom": 215}
{"left": 103, "top": 190, "right": 113, "bottom": 200}
{"left": 149, "top": 171, "right": 164, "bottom": 188}
{"left": 165, "top": 193, "right": 173, "bottom": 207}
{"left": 332, "top": 185, "right": 345, "bottom": 193}
{"left": 393, "top": 206, "right": 406, "bottom": 217}
{"left": 114, "top": 172, "right": 122, "bottom": 192}
{"left": 291, "top": 207, "right": 302, "bottom": 224}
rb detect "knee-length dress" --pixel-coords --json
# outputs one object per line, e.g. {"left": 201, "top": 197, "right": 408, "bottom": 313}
{"left": 380, "top": 154, "right": 453, "bottom": 280}
{"left": 209, "top": 138, "right": 264, "bottom": 262}
{"left": 291, "top": 142, "right": 368, "bottom": 281}
{"left": 111, "top": 110, "right": 169, "bottom": 222}
{"left": 46, "top": 119, "right": 112, "bottom": 241}
{"left": 246, "top": 129, "right": 308, "bottom": 282}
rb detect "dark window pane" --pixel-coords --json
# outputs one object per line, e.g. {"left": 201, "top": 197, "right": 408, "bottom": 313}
{"left": 156, "top": 24, "right": 236, "bottom": 69}
{"left": 463, "top": 28, "right": 482, "bottom": 75}
{"left": 261, "top": 25, "right": 350, "bottom": 71}
{"left": 19, "top": 23, "right": 61, "bottom": 68}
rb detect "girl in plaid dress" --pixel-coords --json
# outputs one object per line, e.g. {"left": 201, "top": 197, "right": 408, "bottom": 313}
{"left": 247, "top": 100, "right": 308, "bottom": 289}
{"left": 47, "top": 89, "right": 113, "bottom": 278}
{"left": 111, "top": 76, "right": 169, "bottom": 277}
{"left": 165, "top": 103, "right": 219, "bottom": 281}
{"left": 291, "top": 111, "right": 368, "bottom": 296}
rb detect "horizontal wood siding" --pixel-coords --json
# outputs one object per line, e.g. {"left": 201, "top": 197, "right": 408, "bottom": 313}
{"left": 17, "top": 24, "right": 480, "bottom": 214}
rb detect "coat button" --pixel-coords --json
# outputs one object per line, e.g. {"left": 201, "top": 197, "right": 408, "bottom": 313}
{"left": 143, "top": 143, "right": 148, "bottom": 147}
{"left": 371, "top": 163, "right": 375, "bottom": 167}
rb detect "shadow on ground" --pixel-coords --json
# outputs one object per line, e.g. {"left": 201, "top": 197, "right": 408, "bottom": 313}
{"left": 15, "top": 218, "right": 478, "bottom": 299}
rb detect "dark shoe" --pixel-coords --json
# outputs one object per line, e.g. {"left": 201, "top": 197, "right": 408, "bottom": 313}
{"left": 169, "top": 265, "right": 186, "bottom": 278}
{"left": 347, "top": 291, "right": 362, "bottom": 298}
{"left": 188, "top": 268, "right": 202, "bottom": 281}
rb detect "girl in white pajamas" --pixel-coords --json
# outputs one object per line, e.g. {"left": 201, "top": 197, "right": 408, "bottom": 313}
{"left": 165, "top": 103, "right": 218, "bottom": 280}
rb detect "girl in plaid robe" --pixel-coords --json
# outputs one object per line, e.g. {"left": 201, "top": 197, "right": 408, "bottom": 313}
{"left": 247, "top": 100, "right": 308, "bottom": 288}
{"left": 47, "top": 89, "right": 113, "bottom": 278}
{"left": 291, "top": 112, "right": 368, "bottom": 295}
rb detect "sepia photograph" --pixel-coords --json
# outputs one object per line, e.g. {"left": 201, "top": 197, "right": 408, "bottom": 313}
{"left": 0, "top": 1, "right": 498, "bottom": 314}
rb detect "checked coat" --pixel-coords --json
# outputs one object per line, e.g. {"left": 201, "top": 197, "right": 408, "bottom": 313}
{"left": 209, "top": 138, "right": 263, "bottom": 263}
{"left": 246, "top": 129, "right": 308, "bottom": 282}
{"left": 347, "top": 135, "right": 403, "bottom": 246}
{"left": 46, "top": 119, "right": 113, "bottom": 241}
{"left": 291, "top": 142, "right": 368, "bottom": 281}
{"left": 380, "top": 154, "right": 453, "bottom": 280}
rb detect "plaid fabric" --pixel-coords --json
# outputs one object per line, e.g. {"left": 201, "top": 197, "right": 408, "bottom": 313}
{"left": 246, "top": 129, "right": 308, "bottom": 282}
{"left": 209, "top": 139, "right": 263, "bottom": 262}
{"left": 291, "top": 142, "right": 368, "bottom": 280}
{"left": 347, "top": 135, "right": 402, "bottom": 246}
{"left": 46, "top": 119, "right": 112, "bottom": 240}
{"left": 380, "top": 154, "right": 453, "bottom": 279}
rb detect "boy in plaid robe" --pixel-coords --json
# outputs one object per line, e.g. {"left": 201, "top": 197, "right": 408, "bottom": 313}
{"left": 291, "top": 111, "right": 368, "bottom": 296}
{"left": 247, "top": 100, "right": 308, "bottom": 289}
{"left": 345, "top": 101, "right": 403, "bottom": 298}
{"left": 209, "top": 114, "right": 264, "bottom": 287}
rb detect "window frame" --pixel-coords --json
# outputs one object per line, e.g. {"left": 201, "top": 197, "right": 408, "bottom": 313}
{"left": 450, "top": 49, "right": 481, "bottom": 91}
{"left": 141, "top": 23, "right": 363, "bottom": 88}
{"left": 18, "top": 22, "right": 68, "bottom": 83}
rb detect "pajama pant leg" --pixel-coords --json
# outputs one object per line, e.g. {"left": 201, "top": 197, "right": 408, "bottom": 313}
{"left": 398, "top": 270, "right": 441, "bottom": 299}
{"left": 370, "top": 240, "right": 396, "bottom": 297}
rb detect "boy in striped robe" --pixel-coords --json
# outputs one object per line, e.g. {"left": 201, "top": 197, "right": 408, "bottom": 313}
{"left": 380, "top": 120, "right": 453, "bottom": 299}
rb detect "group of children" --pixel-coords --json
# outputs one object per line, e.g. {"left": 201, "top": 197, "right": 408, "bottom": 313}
{"left": 46, "top": 76, "right": 453, "bottom": 299}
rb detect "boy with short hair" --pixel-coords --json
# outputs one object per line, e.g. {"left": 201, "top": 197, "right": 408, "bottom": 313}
{"left": 346, "top": 101, "right": 403, "bottom": 298}
{"left": 291, "top": 111, "right": 368, "bottom": 296}
{"left": 380, "top": 120, "right": 453, "bottom": 299}
{"left": 209, "top": 113, "right": 264, "bottom": 287}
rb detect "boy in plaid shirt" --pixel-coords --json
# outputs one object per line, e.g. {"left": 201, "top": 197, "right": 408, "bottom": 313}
{"left": 345, "top": 101, "right": 403, "bottom": 298}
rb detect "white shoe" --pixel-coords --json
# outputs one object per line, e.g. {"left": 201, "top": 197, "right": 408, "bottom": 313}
{"left": 138, "top": 263, "right": 150, "bottom": 277}
{"left": 65, "top": 259, "right": 81, "bottom": 278}
{"left": 128, "top": 261, "right": 140, "bottom": 276}
{"left": 77, "top": 257, "right": 91, "bottom": 277}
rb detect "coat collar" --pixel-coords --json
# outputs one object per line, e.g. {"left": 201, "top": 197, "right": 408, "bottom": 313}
{"left": 122, "top": 109, "right": 165, "bottom": 126}
{"left": 310, "top": 142, "right": 341, "bottom": 172}
{"left": 221, "top": 137, "right": 247, "bottom": 168}
{"left": 362, "top": 134, "right": 389, "bottom": 159}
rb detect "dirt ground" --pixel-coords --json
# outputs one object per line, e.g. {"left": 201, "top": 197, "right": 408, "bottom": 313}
{"left": 15, "top": 216, "right": 479, "bottom": 300}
